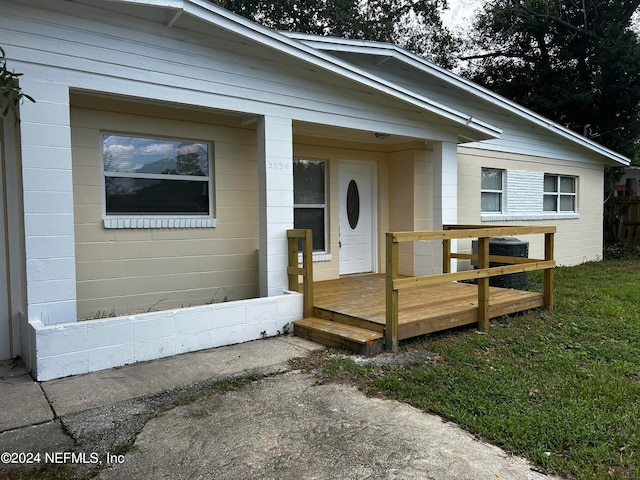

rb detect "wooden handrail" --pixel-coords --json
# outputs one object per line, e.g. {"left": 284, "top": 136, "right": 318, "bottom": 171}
{"left": 287, "top": 229, "right": 314, "bottom": 318}
{"left": 385, "top": 225, "right": 556, "bottom": 351}
{"left": 393, "top": 225, "right": 554, "bottom": 242}
{"left": 393, "top": 260, "right": 555, "bottom": 289}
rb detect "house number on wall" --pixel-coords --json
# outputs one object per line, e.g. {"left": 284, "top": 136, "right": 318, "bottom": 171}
{"left": 267, "top": 161, "right": 290, "bottom": 171}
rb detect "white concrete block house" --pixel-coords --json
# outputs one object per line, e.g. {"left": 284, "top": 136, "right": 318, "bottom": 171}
{"left": 0, "top": 0, "right": 629, "bottom": 380}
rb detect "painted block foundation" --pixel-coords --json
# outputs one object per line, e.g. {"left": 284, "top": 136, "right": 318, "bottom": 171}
{"left": 23, "top": 293, "right": 303, "bottom": 381}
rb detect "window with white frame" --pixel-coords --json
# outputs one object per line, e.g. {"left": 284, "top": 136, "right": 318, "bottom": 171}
{"left": 481, "top": 168, "right": 504, "bottom": 213}
{"left": 480, "top": 168, "right": 579, "bottom": 221}
{"left": 293, "top": 158, "right": 327, "bottom": 252}
{"left": 544, "top": 174, "right": 576, "bottom": 212}
{"left": 102, "top": 133, "right": 213, "bottom": 217}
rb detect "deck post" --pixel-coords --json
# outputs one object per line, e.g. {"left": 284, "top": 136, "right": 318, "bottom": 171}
{"left": 544, "top": 232, "right": 555, "bottom": 311}
{"left": 286, "top": 229, "right": 314, "bottom": 317}
{"left": 477, "top": 236, "right": 490, "bottom": 332}
{"left": 287, "top": 232, "right": 299, "bottom": 292}
{"left": 302, "top": 229, "right": 314, "bottom": 318}
{"left": 386, "top": 233, "right": 399, "bottom": 352}
{"left": 442, "top": 239, "right": 452, "bottom": 274}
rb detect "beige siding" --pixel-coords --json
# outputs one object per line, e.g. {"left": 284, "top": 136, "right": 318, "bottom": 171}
{"left": 458, "top": 147, "right": 604, "bottom": 267}
{"left": 413, "top": 150, "right": 433, "bottom": 232}
{"left": 71, "top": 95, "right": 259, "bottom": 319}
{"left": 386, "top": 146, "right": 439, "bottom": 276}
{"left": 294, "top": 135, "right": 390, "bottom": 280}
{"left": 389, "top": 151, "right": 415, "bottom": 274}
{"left": 286, "top": 141, "right": 434, "bottom": 278}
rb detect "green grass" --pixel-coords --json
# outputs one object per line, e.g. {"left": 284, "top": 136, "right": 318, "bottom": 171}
{"left": 0, "top": 464, "right": 88, "bottom": 480}
{"left": 311, "top": 259, "right": 640, "bottom": 479}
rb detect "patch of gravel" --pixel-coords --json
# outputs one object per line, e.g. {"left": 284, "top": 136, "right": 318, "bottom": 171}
{"left": 341, "top": 349, "right": 439, "bottom": 368}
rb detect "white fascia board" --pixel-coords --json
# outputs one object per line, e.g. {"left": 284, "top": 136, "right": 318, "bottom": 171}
{"left": 104, "top": 0, "right": 184, "bottom": 7}
{"left": 109, "top": 0, "right": 501, "bottom": 140}
{"left": 288, "top": 33, "right": 631, "bottom": 167}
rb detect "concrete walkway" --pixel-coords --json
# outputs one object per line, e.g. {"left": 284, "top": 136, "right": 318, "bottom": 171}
{"left": 0, "top": 336, "right": 560, "bottom": 479}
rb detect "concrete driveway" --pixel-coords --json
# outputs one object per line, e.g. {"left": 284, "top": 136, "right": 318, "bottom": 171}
{"left": 1, "top": 337, "right": 560, "bottom": 479}
{"left": 96, "top": 371, "right": 558, "bottom": 480}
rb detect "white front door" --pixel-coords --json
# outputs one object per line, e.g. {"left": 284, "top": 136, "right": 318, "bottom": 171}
{"left": 339, "top": 161, "right": 375, "bottom": 275}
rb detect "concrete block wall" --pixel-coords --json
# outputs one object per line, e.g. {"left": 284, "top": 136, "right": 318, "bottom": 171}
{"left": 19, "top": 72, "right": 78, "bottom": 326}
{"left": 26, "top": 292, "right": 303, "bottom": 381}
{"left": 457, "top": 147, "right": 605, "bottom": 266}
{"left": 71, "top": 97, "right": 261, "bottom": 319}
{"left": 257, "top": 116, "right": 294, "bottom": 297}
{"left": 505, "top": 170, "right": 544, "bottom": 214}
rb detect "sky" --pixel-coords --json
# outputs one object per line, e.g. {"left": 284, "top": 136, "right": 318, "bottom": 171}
{"left": 441, "top": 0, "right": 640, "bottom": 34}
{"left": 103, "top": 134, "right": 208, "bottom": 174}
{"left": 440, "top": 0, "right": 483, "bottom": 32}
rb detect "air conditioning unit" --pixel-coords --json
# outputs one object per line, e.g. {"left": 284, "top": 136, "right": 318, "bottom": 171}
{"left": 471, "top": 237, "right": 529, "bottom": 289}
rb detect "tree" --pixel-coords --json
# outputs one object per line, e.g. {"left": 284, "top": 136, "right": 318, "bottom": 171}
{"left": 0, "top": 46, "right": 34, "bottom": 119}
{"left": 460, "top": 0, "right": 640, "bottom": 161}
{"left": 211, "top": 0, "right": 460, "bottom": 68}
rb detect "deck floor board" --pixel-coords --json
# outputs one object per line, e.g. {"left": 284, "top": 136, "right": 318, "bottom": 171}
{"left": 312, "top": 275, "right": 543, "bottom": 340}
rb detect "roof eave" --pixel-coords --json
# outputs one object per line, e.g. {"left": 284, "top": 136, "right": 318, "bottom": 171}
{"left": 287, "top": 32, "right": 631, "bottom": 167}
{"left": 108, "top": 0, "right": 500, "bottom": 141}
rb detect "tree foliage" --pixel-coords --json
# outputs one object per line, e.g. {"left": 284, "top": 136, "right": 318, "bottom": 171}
{"left": 0, "top": 46, "right": 34, "bottom": 119}
{"left": 461, "top": 0, "right": 640, "bottom": 160}
{"left": 210, "top": 0, "right": 460, "bottom": 68}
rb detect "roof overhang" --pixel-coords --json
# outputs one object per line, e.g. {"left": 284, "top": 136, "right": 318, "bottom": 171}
{"left": 65, "top": 0, "right": 501, "bottom": 142}
{"left": 285, "top": 32, "right": 631, "bottom": 167}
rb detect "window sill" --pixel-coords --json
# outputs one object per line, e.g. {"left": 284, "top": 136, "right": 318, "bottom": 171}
{"left": 298, "top": 252, "right": 332, "bottom": 263}
{"left": 103, "top": 216, "right": 217, "bottom": 229}
{"left": 481, "top": 213, "right": 579, "bottom": 222}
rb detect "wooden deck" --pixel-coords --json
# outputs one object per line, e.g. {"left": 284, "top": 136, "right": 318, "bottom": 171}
{"left": 288, "top": 226, "right": 555, "bottom": 353}
{"left": 311, "top": 275, "right": 544, "bottom": 340}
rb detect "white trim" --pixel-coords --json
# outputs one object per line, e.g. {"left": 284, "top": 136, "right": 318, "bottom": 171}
{"left": 103, "top": 216, "right": 217, "bottom": 228}
{"left": 480, "top": 167, "right": 505, "bottom": 214}
{"left": 482, "top": 213, "right": 580, "bottom": 222}
{"left": 543, "top": 174, "right": 577, "bottom": 214}
{"left": 298, "top": 252, "right": 332, "bottom": 263}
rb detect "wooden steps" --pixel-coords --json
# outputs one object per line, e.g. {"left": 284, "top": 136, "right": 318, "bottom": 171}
{"left": 293, "top": 275, "right": 546, "bottom": 354}
{"left": 293, "top": 317, "right": 383, "bottom": 356}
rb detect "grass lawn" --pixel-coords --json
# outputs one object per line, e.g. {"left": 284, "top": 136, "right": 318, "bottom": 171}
{"left": 302, "top": 259, "right": 640, "bottom": 479}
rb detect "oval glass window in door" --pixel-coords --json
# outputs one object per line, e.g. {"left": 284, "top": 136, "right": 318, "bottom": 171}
{"left": 346, "top": 179, "right": 360, "bottom": 229}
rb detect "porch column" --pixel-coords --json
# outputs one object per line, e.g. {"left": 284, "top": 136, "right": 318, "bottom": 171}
{"left": 415, "top": 141, "right": 458, "bottom": 275}
{"left": 432, "top": 141, "right": 458, "bottom": 228}
{"left": 257, "top": 115, "right": 294, "bottom": 297}
{"left": 18, "top": 72, "right": 77, "bottom": 325}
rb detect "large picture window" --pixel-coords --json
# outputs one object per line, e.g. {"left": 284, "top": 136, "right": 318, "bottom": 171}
{"left": 102, "top": 133, "right": 212, "bottom": 216}
{"left": 294, "top": 159, "right": 327, "bottom": 252}
{"left": 544, "top": 174, "right": 576, "bottom": 212}
{"left": 481, "top": 168, "right": 504, "bottom": 213}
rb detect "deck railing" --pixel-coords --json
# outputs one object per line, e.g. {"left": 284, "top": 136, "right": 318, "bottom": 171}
{"left": 286, "top": 229, "right": 314, "bottom": 318}
{"left": 386, "top": 225, "right": 556, "bottom": 351}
